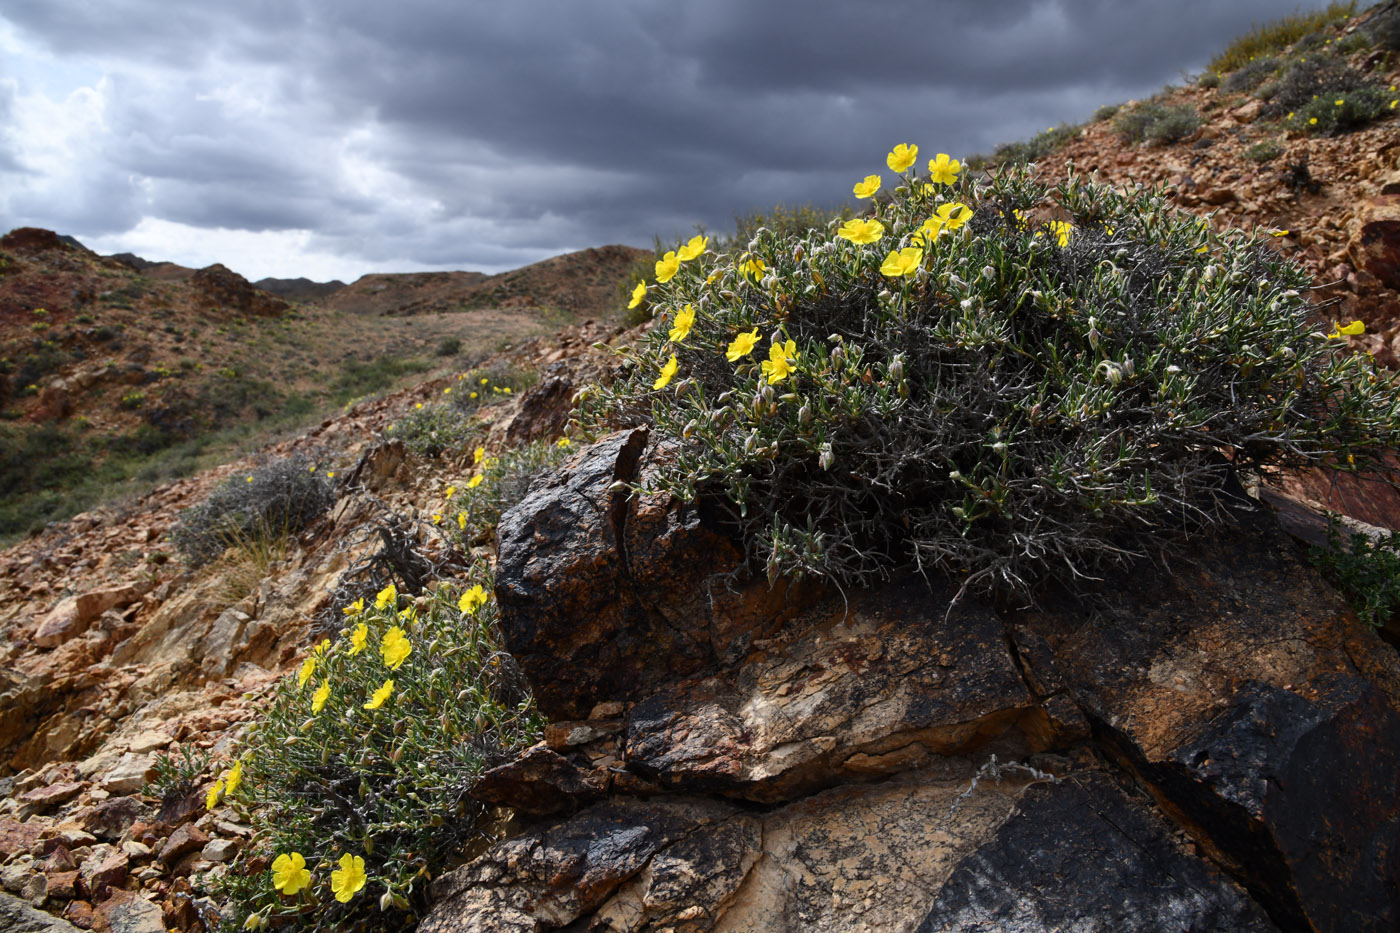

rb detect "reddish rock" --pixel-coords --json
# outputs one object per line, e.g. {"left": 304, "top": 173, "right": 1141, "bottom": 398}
{"left": 46, "top": 870, "right": 79, "bottom": 900}
{"left": 190, "top": 263, "right": 289, "bottom": 318}
{"left": 0, "top": 227, "right": 73, "bottom": 255}
{"left": 80, "top": 797, "right": 143, "bottom": 842}
{"left": 0, "top": 820, "right": 44, "bottom": 860}
{"left": 1349, "top": 195, "right": 1400, "bottom": 289}
{"left": 157, "top": 822, "right": 207, "bottom": 864}
{"left": 45, "top": 845, "right": 76, "bottom": 873}
{"left": 79, "top": 849, "right": 127, "bottom": 895}
{"left": 469, "top": 744, "right": 609, "bottom": 816}
{"left": 33, "top": 584, "right": 145, "bottom": 649}
{"left": 19, "top": 782, "right": 85, "bottom": 812}
{"left": 64, "top": 899, "right": 97, "bottom": 929}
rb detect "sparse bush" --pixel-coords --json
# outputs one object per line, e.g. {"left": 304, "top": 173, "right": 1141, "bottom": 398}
{"left": 1243, "top": 140, "right": 1284, "bottom": 163}
{"left": 1309, "top": 514, "right": 1400, "bottom": 629}
{"left": 1283, "top": 156, "right": 1323, "bottom": 193}
{"left": 435, "top": 336, "right": 462, "bottom": 357}
{"left": 581, "top": 155, "right": 1400, "bottom": 600}
{"left": 1287, "top": 85, "right": 1392, "bottom": 135}
{"left": 171, "top": 454, "right": 334, "bottom": 567}
{"left": 1206, "top": 2, "right": 1356, "bottom": 74}
{"left": 1196, "top": 72, "right": 1221, "bottom": 90}
{"left": 447, "top": 360, "right": 536, "bottom": 415}
{"left": 215, "top": 572, "right": 542, "bottom": 932}
{"left": 143, "top": 745, "right": 211, "bottom": 805}
{"left": 390, "top": 403, "right": 474, "bottom": 458}
{"left": 1222, "top": 56, "right": 1280, "bottom": 93}
{"left": 1115, "top": 102, "right": 1200, "bottom": 145}
{"left": 449, "top": 437, "right": 573, "bottom": 547}
{"left": 991, "top": 123, "right": 1083, "bottom": 166}
{"left": 727, "top": 203, "right": 852, "bottom": 254}
{"left": 1262, "top": 54, "right": 1385, "bottom": 120}
{"left": 120, "top": 390, "right": 145, "bottom": 410}
{"left": 1094, "top": 103, "right": 1123, "bottom": 121}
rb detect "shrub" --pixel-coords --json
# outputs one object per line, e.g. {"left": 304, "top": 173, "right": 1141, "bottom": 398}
{"left": 1309, "top": 514, "right": 1400, "bottom": 629}
{"left": 580, "top": 155, "right": 1400, "bottom": 600}
{"left": 1261, "top": 54, "right": 1384, "bottom": 119}
{"left": 1287, "top": 85, "right": 1392, "bottom": 135}
{"left": 727, "top": 203, "right": 852, "bottom": 254}
{"left": 991, "top": 123, "right": 1083, "bottom": 166}
{"left": 449, "top": 437, "right": 573, "bottom": 547}
{"left": 390, "top": 403, "right": 474, "bottom": 458}
{"left": 1114, "top": 103, "right": 1200, "bottom": 145}
{"left": 1222, "top": 56, "right": 1280, "bottom": 94}
{"left": 1243, "top": 140, "right": 1284, "bottom": 163}
{"left": 1206, "top": 2, "right": 1356, "bottom": 74}
{"left": 1094, "top": 103, "right": 1123, "bottom": 121}
{"left": 1369, "top": 5, "right": 1400, "bottom": 51}
{"left": 215, "top": 572, "right": 542, "bottom": 932}
{"left": 1196, "top": 72, "right": 1221, "bottom": 90}
{"left": 435, "top": 336, "right": 462, "bottom": 357}
{"left": 171, "top": 454, "right": 334, "bottom": 567}
{"left": 447, "top": 360, "right": 536, "bottom": 415}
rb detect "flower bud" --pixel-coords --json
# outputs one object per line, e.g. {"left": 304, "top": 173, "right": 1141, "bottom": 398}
{"left": 982, "top": 265, "right": 996, "bottom": 281}
{"left": 831, "top": 346, "right": 845, "bottom": 367}
{"left": 889, "top": 357, "right": 904, "bottom": 381}
{"left": 798, "top": 404, "right": 812, "bottom": 426}
{"left": 819, "top": 446, "right": 835, "bottom": 471}
{"left": 793, "top": 244, "right": 805, "bottom": 262}
{"left": 683, "top": 419, "right": 698, "bottom": 439}
{"left": 381, "top": 892, "right": 395, "bottom": 912}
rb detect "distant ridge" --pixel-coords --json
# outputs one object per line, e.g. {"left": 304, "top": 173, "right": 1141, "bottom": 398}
{"left": 255, "top": 276, "right": 347, "bottom": 302}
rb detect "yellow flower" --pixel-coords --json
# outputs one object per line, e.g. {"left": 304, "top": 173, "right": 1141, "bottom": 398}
{"left": 628, "top": 281, "right": 647, "bottom": 309}
{"left": 936, "top": 202, "right": 972, "bottom": 231}
{"left": 1036, "top": 220, "right": 1072, "bottom": 247}
{"left": 836, "top": 218, "right": 885, "bottom": 244}
{"left": 1335, "top": 99, "right": 1344, "bottom": 106}
{"left": 853, "top": 174, "right": 882, "bottom": 199}
{"left": 364, "top": 679, "right": 394, "bottom": 710}
{"left": 225, "top": 759, "right": 243, "bottom": 797}
{"left": 432, "top": 513, "right": 443, "bottom": 525}
{"left": 677, "top": 235, "right": 708, "bottom": 262}
{"left": 880, "top": 247, "right": 924, "bottom": 278}
{"left": 1270, "top": 229, "right": 1289, "bottom": 237}
{"left": 381, "top": 626, "right": 412, "bottom": 670}
{"left": 326, "top": 472, "right": 335, "bottom": 478}
{"left": 375, "top": 583, "right": 397, "bottom": 610}
{"left": 330, "top": 854, "right": 367, "bottom": 903}
{"left": 760, "top": 340, "right": 798, "bottom": 384}
{"left": 474, "top": 446, "right": 485, "bottom": 463}
{"left": 349, "top": 623, "right": 368, "bottom": 655}
{"left": 480, "top": 377, "right": 489, "bottom": 385}
{"left": 669, "top": 304, "right": 695, "bottom": 343}
{"left": 726, "top": 329, "right": 761, "bottom": 362}
{"left": 557, "top": 437, "right": 571, "bottom": 447}
{"left": 205, "top": 779, "right": 224, "bottom": 811}
{"left": 414, "top": 403, "right": 422, "bottom": 409}
{"left": 246, "top": 476, "right": 253, "bottom": 483}
{"left": 654, "top": 354, "right": 679, "bottom": 390}
{"left": 913, "top": 217, "right": 943, "bottom": 247}
{"left": 886, "top": 143, "right": 918, "bottom": 172}
{"left": 312, "top": 681, "right": 331, "bottom": 714}
{"left": 1330, "top": 320, "right": 1365, "bottom": 339}
{"left": 1309, "top": 117, "right": 1318, "bottom": 125}
{"left": 739, "top": 257, "right": 767, "bottom": 280}
{"left": 298, "top": 655, "right": 317, "bottom": 688}
{"left": 342, "top": 598, "right": 364, "bottom": 616}
{"left": 445, "top": 485, "right": 456, "bottom": 500}
{"left": 655, "top": 251, "right": 680, "bottom": 283}
{"left": 927, "top": 153, "right": 961, "bottom": 186}
{"left": 443, "top": 388, "right": 451, "bottom": 395}
{"left": 272, "top": 852, "right": 312, "bottom": 896}
{"left": 459, "top": 584, "right": 488, "bottom": 614}
{"left": 467, "top": 473, "right": 483, "bottom": 488}
{"left": 469, "top": 392, "right": 477, "bottom": 399}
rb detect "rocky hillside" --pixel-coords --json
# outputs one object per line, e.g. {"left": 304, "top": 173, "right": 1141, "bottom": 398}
{"left": 1, "top": 5, "right": 1399, "bottom": 932}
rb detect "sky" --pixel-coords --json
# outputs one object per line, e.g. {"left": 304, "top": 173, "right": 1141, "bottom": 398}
{"left": 0, "top": 1, "right": 1347, "bottom": 284}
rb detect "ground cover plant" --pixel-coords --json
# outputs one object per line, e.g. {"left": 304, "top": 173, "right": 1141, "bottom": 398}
{"left": 582, "top": 148, "right": 1400, "bottom": 600}
{"left": 1206, "top": 2, "right": 1355, "bottom": 74}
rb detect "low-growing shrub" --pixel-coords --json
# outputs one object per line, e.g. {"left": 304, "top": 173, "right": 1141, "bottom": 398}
{"left": 1206, "top": 2, "right": 1356, "bottom": 74}
{"left": 1309, "top": 514, "right": 1400, "bottom": 629}
{"left": 1196, "top": 72, "right": 1221, "bottom": 90}
{"left": 991, "top": 123, "right": 1082, "bottom": 166}
{"left": 1223, "top": 56, "right": 1280, "bottom": 93}
{"left": 581, "top": 151, "right": 1400, "bottom": 600}
{"left": 1114, "top": 102, "right": 1201, "bottom": 145}
{"left": 449, "top": 437, "right": 573, "bottom": 547}
{"left": 447, "top": 360, "right": 536, "bottom": 415}
{"left": 1094, "top": 103, "right": 1123, "bottom": 121}
{"left": 1287, "top": 85, "right": 1393, "bottom": 135}
{"left": 391, "top": 403, "right": 474, "bottom": 458}
{"left": 1243, "top": 140, "right": 1284, "bottom": 163}
{"left": 435, "top": 336, "right": 462, "bottom": 357}
{"left": 1262, "top": 54, "right": 1384, "bottom": 118}
{"left": 171, "top": 454, "right": 334, "bottom": 567}
{"left": 215, "top": 572, "right": 542, "bottom": 931}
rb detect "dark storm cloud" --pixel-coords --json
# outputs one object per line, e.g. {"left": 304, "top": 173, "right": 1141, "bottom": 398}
{"left": 0, "top": 0, "right": 1348, "bottom": 278}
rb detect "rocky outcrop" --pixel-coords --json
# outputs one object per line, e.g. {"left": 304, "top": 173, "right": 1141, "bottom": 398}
{"left": 1349, "top": 195, "right": 1400, "bottom": 290}
{"left": 189, "top": 264, "right": 289, "bottom": 319}
{"left": 424, "top": 434, "right": 1400, "bottom": 932}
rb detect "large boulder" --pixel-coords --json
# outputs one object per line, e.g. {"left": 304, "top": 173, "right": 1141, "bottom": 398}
{"left": 1348, "top": 195, "right": 1400, "bottom": 290}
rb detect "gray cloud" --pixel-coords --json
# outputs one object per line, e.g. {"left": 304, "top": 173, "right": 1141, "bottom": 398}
{"left": 0, "top": 0, "right": 1349, "bottom": 279}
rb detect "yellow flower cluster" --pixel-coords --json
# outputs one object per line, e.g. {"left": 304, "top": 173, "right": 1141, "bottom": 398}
{"left": 268, "top": 850, "right": 367, "bottom": 903}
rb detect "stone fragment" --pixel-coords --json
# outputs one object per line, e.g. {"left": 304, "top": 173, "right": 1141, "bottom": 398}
{"left": 1349, "top": 194, "right": 1400, "bottom": 289}
{"left": 45, "top": 870, "right": 79, "bottom": 901}
{"left": 157, "top": 823, "right": 207, "bottom": 864}
{"left": 19, "top": 783, "right": 84, "bottom": 813}
{"left": 0, "top": 821, "right": 44, "bottom": 860}
{"left": 0, "top": 858, "right": 32, "bottom": 892}
{"left": 96, "top": 891, "right": 164, "bottom": 933}
{"left": 123, "top": 732, "right": 169, "bottom": 755}
{"left": 80, "top": 797, "right": 142, "bottom": 842}
{"left": 0, "top": 890, "right": 83, "bottom": 932}
{"left": 33, "top": 585, "right": 144, "bottom": 649}
{"left": 200, "top": 838, "right": 238, "bottom": 862}
{"left": 100, "top": 755, "right": 154, "bottom": 796}
{"left": 44, "top": 846, "right": 76, "bottom": 873}
{"left": 542, "top": 720, "right": 622, "bottom": 749}
{"left": 20, "top": 871, "right": 46, "bottom": 907}
{"left": 78, "top": 849, "right": 126, "bottom": 894}
{"left": 469, "top": 744, "right": 608, "bottom": 815}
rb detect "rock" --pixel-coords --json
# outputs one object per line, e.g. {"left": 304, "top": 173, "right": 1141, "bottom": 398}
{"left": 123, "top": 732, "right": 169, "bottom": 756}
{"left": 199, "top": 838, "right": 238, "bottom": 863}
{"left": 542, "top": 720, "right": 622, "bottom": 750}
{"left": 63, "top": 899, "right": 95, "bottom": 929}
{"left": 1232, "top": 99, "right": 1263, "bottom": 123}
{"left": 157, "top": 823, "right": 207, "bottom": 864}
{"left": 44, "top": 846, "right": 75, "bottom": 873}
{"left": 624, "top": 577, "right": 1051, "bottom": 803}
{"left": 1008, "top": 501, "right": 1400, "bottom": 932}
{"left": 18, "top": 783, "right": 84, "bottom": 813}
{"left": 1, "top": 858, "right": 33, "bottom": 892}
{"left": 96, "top": 891, "right": 164, "bottom": 933}
{"left": 504, "top": 368, "right": 575, "bottom": 444}
{"left": 0, "top": 821, "right": 44, "bottom": 860}
{"left": 915, "top": 774, "right": 1275, "bottom": 932}
{"left": 1201, "top": 186, "right": 1237, "bottom": 205}
{"left": 45, "top": 871, "right": 78, "bottom": 901}
{"left": 100, "top": 755, "right": 154, "bottom": 796}
{"left": 189, "top": 263, "right": 289, "bottom": 318}
{"left": 80, "top": 797, "right": 142, "bottom": 842}
{"left": 468, "top": 745, "right": 608, "bottom": 816}
{"left": 0, "top": 890, "right": 83, "bottom": 932}
{"left": 33, "top": 585, "right": 144, "bottom": 649}
{"left": 1348, "top": 195, "right": 1400, "bottom": 289}
{"left": 0, "top": 228, "right": 74, "bottom": 256}
{"left": 77, "top": 849, "right": 126, "bottom": 894}
{"left": 19, "top": 872, "right": 46, "bottom": 907}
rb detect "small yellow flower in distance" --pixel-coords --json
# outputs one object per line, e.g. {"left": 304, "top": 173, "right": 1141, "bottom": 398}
{"left": 326, "top": 471, "right": 335, "bottom": 479}
{"left": 443, "top": 387, "right": 451, "bottom": 395}
{"left": 628, "top": 281, "right": 647, "bottom": 309}
{"left": 330, "top": 854, "right": 367, "bottom": 903}
{"left": 432, "top": 513, "right": 442, "bottom": 525}
{"left": 480, "top": 377, "right": 489, "bottom": 385}
{"left": 342, "top": 598, "right": 364, "bottom": 616}
{"left": 225, "top": 759, "right": 244, "bottom": 797}
{"left": 272, "top": 852, "right": 312, "bottom": 896}
{"left": 669, "top": 304, "right": 695, "bottom": 343}
{"left": 760, "top": 340, "right": 799, "bottom": 385}
{"left": 459, "top": 584, "right": 488, "bottom": 614}
{"left": 887, "top": 143, "right": 918, "bottom": 172}
{"left": 677, "top": 235, "right": 708, "bottom": 262}
{"left": 457, "top": 511, "right": 467, "bottom": 530}
{"left": 936, "top": 202, "right": 972, "bottom": 231}
{"left": 312, "top": 681, "right": 331, "bottom": 714}
{"left": 375, "top": 583, "right": 398, "bottom": 610}
{"left": 503, "top": 386, "right": 512, "bottom": 393}
{"left": 836, "top": 218, "right": 885, "bottom": 244}
{"left": 654, "top": 354, "right": 679, "bottom": 390}
{"left": 467, "top": 473, "right": 484, "bottom": 488}
{"left": 557, "top": 437, "right": 571, "bottom": 447}
{"left": 1195, "top": 245, "right": 1209, "bottom": 253}
{"left": 309, "top": 464, "right": 316, "bottom": 472}
{"left": 1288, "top": 112, "right": 1295, "bottom": 119}
{"left": 739, "top": 257, "right": 767, "bottom": 280}
{"left": 1335, "top": 99, "right": 1344, "bottom": 106}
{"left": 469, "top": 391, "right": 477, "bottom": 399}
{"left": 474, "top": 446, "right": 485, "bottom": 463}
{"left": 1392, "top": 99, "right": 1398, "bottom": 109}
{"left": 297, "top": 655, "right": 317, "bottom": 688}
{"left": 880, "top": 247, "right": 924, "bottom": 278}
{"left": 381, "top": 626, "right": 412, "bottom": 670}
{"left": 349, "top": 623, "right": 368, "bottom": 656}
{"left": 927, "top": 153, "right": 961, "bottom": 186}
{"left": 445, "top": 485, "right": 456, "bottom": 500}
{"left": 726, "top": 329, "right": 761, "bottom": 361}
{"left": 364, "top": 679, "right": 394, "bottom": 710}
{"left": 655, "top": 251, "right": 680, "bottom": 283}
{"left": 414, "top": 402, "right": 422, "bottom": 410}
{"left": 1309, "top": 117, "right": 1318, "bottom": 125}
{"left": 246, "top": 476, "right": 253, "bottom": 483}
{"left": 853, "top": 174, "right": 882, "bottom": 199}
{"left": 205, "top": 779, "right": 224, "bottom": 811}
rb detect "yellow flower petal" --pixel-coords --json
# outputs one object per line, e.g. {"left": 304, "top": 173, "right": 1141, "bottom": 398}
{"left": 655, "top": 251, "right": 680, "bottom": 283}
{"left": 677, "top": 234, "right": 708, "bottom": 262}
{"left": 364, "top": 679, "right": 394, "bottom": 710}
{"left": 329, "top": 853, "right": 367, "bottom": 903}
{"left": 312, "top": 680, "right": 331, "bottom": 714}
{"left": 458, "top": 584, "right": 488, "bottom": 614}
{"left": 880, "top": 247, "right": 924, "bottom": 278}
{"left": 668, "top": 304, "right": 695, "bottom": 343}
{"left": 836, "top": 218, "right": 885, "bottom": 244}
{"left": 726, "top": 329, "right": 761, "bottom": 362}
{"left": 886, "top": 143, "right": 918, "bottom": 173}
{"left": 653, "top": 354, "right": 679, "bottom": 390}
{"left": 927, "top": 153, "right": 962, "bottom": 186}
{"left": 272, "top": 852, "right": 312, "bottom": 896}
{"left": 628, "top": 281, "right": 647, "bottom": 309}
{"left": 853, "top": 174, "right": 882, "bottom": 199}
{"left": 348, "top": 623, "right": 368, "bottom": 655}
{"left": 381, "top": 626, "right": 412, "bottom": 670}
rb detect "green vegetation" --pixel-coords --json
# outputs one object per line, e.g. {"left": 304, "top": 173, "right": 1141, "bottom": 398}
{"left": 989, "top": 123, "right": 1084, "bottom": 166}
{"left": 582, "top": 156, "right": 1400, "bottom": 600}
{"left": 1113, "top": 101, "right": 1201, "bottom": 145}
{"left": 447, "top": 359, "right": 537, "bottom": 415}
{"left": 1243, "top": 140, "right": 1284, "bottom": 163}
{"left": 390, "top": 403, "right": 475, "bottom": 458}
{"left": 143, "top": 746, "right": 212, "bottom": 806}
{"left": 450, "top": 437, "right": 573, "bottom": 547}
{"left": 1309, "top": 514, "right": 1400, "bottom": 630}
{"left": 331, "top": 356, "right": 434, "bottom": 407}
{"left": 170, "top": 454, "right": 335, "bottom": 567}
{"left": 216, "top": 571, "right": 542, "bottom": 932}
{"left": 1206, "top": 2, "right": 1356, "bottom": 74}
